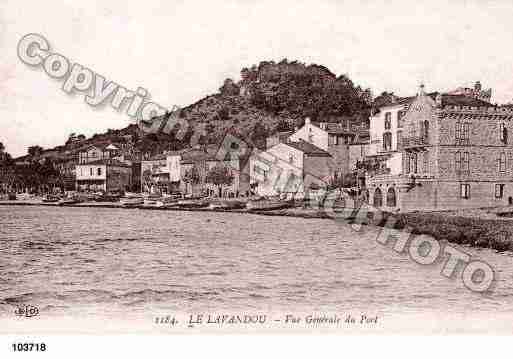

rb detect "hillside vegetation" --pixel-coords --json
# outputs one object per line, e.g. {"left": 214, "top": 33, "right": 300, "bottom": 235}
{"left": 11, "top": 59, "right": 375, "bottom": 160}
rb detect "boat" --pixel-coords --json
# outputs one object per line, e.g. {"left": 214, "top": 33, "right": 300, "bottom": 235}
{"left": 176, "top": 199, "right": 209, "bottom": 209}
{"left": 209, "top": 200, "right": 246, "bottom": 210}
{"left": 246, "top": 197, "right": 294, "bottom": 211}
{"left": 58, "top": 196, "right": 82, "bottom": 206}
{"left": 154, "top": 196, "right": 180, "bottom": 208}
{"left": 94, "top": 192, "right": 121, "bottom": 202}
{"left": 42, "top": 194, "right": 60, "bottom": 203}
{"left": 143, "top": 193, "right": 162, "bottom": 206}
{"left": 120, "top": 195, "right": 144, "bottom": 207}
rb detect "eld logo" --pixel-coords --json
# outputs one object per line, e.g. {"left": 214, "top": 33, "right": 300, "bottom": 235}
{"left": 14, "top": 305, "right": 39, "bottom": 318}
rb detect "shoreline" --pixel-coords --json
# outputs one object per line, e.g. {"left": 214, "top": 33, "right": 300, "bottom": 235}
{"left": 2, "top": 200, "right": 513, "bottom": 252}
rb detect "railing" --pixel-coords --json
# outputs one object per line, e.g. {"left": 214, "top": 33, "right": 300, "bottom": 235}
{"left": 402, "top": 136, "right": 429, "bottom": 148}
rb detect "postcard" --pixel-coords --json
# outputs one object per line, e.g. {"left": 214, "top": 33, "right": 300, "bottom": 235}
{"left": 1, "top": 0, "right": 513, "bottom": 356}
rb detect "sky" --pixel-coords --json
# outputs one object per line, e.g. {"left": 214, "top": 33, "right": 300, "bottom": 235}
{"left": 2, "top": 0, "right": 513, "bottom": 157}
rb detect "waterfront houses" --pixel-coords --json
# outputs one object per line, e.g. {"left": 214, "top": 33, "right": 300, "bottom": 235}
{"left": 76, "top": 159, "right": 133, "bottom": 193}
{"left": 365, "top": 84, "right": 513, "bottom": 212}
{"left": 141, "top": 145, "right": 250, "bottom": 197}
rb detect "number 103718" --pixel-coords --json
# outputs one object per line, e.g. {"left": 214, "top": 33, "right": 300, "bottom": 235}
{"left": 12, "top": 343, "right": 47, "bottom": 352}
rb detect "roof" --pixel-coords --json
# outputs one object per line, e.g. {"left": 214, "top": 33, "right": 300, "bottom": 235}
{"left": 310, "top": 121, "right": 356, "bottom": 136}
{"left": 283, "top": 140, "right": 332, "bottom": 157}
{"left": 147, "top": 153, "right": 168, "bottom": 161}
{"left": 78, "top": 159, "right": 132, "bottom": 168}
{"left": 440, "top": 94, "right": 491, "bottom": 107}
{"left": 375, "top": 92, "right": 493, "bottom": 115}
{"left": 180, "top": 148, "right": 212, "bottom": 164}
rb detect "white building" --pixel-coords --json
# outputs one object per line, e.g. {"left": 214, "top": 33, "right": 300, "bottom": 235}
{"left": 76, "top": 159, "right": 132, "bottom": 192}
{"left": 250, "top": 140, "right": 333, "bottom": 198}
{"left": 367, "top": 100, "right": 409, "bottom": 176}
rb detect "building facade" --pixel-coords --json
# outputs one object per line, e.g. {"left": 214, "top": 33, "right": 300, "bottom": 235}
{"left": 250, "top": 140, "right": 333, "bottom": 198}
{"left": 366, "top": 86, "right": 511, "bottom": 212}
{"left": 76, "top": 159, "right": 132, "bottom": 193}
{"left": 289, "top": 118, "right": 357, "bottom": 177}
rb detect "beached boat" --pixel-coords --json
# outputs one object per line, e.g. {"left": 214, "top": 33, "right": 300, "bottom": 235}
{"left": 246, "top": 198, "right": 294, "bottom": 211}
{"left": 120, "top": 196, "right": 144, "bottom": 207}
{"left": 58, "top": 196, "right": 83, "bottom": 206}
{"left": 42, "top": 194, "right": 60, "bottom": 203}
{"left": 209, "top": 200, "right": 246, "bottom": 210}
{"left": 153, "top": 197, "right": 180, "bottom": 208}
{"left": 176, "top": 199, "right": 209, "bottom": 209}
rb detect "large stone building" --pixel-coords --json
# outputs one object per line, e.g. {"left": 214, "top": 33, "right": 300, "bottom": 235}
{"left": 366, "top": 85, "right": 513, "bottom": 212}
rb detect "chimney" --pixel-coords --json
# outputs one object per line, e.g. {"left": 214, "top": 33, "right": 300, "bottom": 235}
{"left": 419, "top": 83, "right": 425, "bottom": 96}
{"left": 305, "top": 117, "right": 311, "bottom": 125}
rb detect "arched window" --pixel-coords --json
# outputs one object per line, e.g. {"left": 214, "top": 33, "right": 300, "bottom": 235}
{"left": 383, "top": 132, "right": 392, "bottom": 151}
{"left": 386, "top": 187, "right": 396, "bottom": 207}
{"left": 373, "top": 188, "right": 383, "bottom": 207}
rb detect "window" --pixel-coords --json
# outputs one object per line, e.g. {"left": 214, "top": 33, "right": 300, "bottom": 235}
{"left": 423, "top": 152, "right": 429, "bottom": 173}
{"left": 384, "top": 113, "right": 392, "bottom": 129}
{"left": 97, "top": 167, "right": 102, "bottom": 176}
{"left": 386, "top": 187, "right": 396, "bottom": 207}
{"left": 383, "top": 132, "right": 392, "bottom": 151}
{"left": 495, "top": 184, "right": 505, "bottom": 199}
{"left": 90, "top": 168, "right": 93, "bottom": 176}
{"left": 423, "top": 120, "right": 429, "bottom": 140}
{"left": 288, "top": 154, "right": 294, "bottom": 164}
{"left": 460, "top": 184, "right": 470, "bottom": 199}
{"left": 463, "top": 123, "right": 470, "bottom": 144}
{"left": 456, "top": 121, "right": 470, "bottom": 145}
{"left": 499, "top": 122, "right": 508, "bottom": 144}
{"left": 373, "top": 188, "right": 383, "bottom": 207}
{"left": 397, "top": 130, "right": 403, "bottom": 149}
{"left": 397, "top": 111, "right": 405, "bottom": 128}
{"left": 498, "top": 152, "right": 506, "bottom": 172}
{"left": 455, "top": 151, "right": 469, "bottom": 174}
{"left": 409, "top": 153, "right": 417, "bottom": 173}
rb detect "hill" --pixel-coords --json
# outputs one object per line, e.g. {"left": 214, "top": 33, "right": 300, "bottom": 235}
{"left": 14, "top": 59, "right": 374, "bottom": 160}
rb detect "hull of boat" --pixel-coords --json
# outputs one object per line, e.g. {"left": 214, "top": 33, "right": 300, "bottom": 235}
{"left": 246, "top": 200, "right": 294, "bottom": 211}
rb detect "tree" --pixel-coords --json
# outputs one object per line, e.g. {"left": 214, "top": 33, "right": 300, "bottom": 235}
{"left": 182, "top": 165, "right": 201, "bottom": 195}
{"left": 219, "top": 78, "right": 240, "bottom": 96}
{"left": 275, "top": 119, "right": 292, "bottom": 132}
{"left": 27, "top": 145, "right": 43, "bottom": 157}
{"left": 206, "top": 164, "right": 234, "bottom": 197}
{"left": 250, "top": 122, "right": 269, "bottom": 150}
{"left": 0, "top": 142, "right": 11, "bottom": 166}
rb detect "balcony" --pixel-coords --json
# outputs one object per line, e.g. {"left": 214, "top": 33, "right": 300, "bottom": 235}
{"left": 402, "top": 136, "right": 429, "bottom": 150}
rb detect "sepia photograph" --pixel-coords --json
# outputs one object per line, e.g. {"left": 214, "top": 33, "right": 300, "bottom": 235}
{"left": 1, "top": 0, "right": 513, "bottom": 356}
